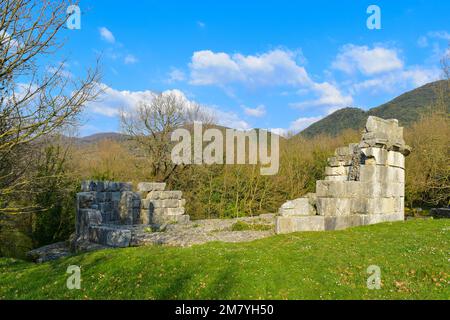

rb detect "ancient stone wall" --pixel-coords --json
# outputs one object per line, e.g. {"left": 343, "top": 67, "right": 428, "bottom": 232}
{"left": 74, "top": 181, "right": 189, "bottom": 247}
{"left": 276, "top": 116, "right": 411, "bottom": 234}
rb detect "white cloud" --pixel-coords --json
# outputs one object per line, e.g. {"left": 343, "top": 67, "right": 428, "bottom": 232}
{"left": 87, "top": 84, "right": 154, "bottom": 117}
{"left": 427, "top": 31, "right": 450, "bottom": 41}
{"left": 271, "top": 115, "right": 324, "bottom": 137}
{"left": 189, "top": 49, "right": 310, "bottom": 86}
{"left": 352, "top": 66, "right": 440, "bottom": 94}
{"left": 270, "top": 128, "right": 289, "bottom": 137}
{"left": 124, "top": 54, "right": 138, "bottom": 64}
{"left": 243, "top": 104, "right": 266, "bottom": 117}
{"left": 99, "top": 27, "right": 115, "bottom": 43}
{"left": 168, "top": 68, "right": 186, "bottom": 82}
{"left": 188, "top": 48, "right": 351, "bottom": 114}
{"left": 332, "top": 44, "right": 403, "bottom": 75}
{"left": 86, "top": 84, "right": 250, "bottom": 130}
{"left": 289, "top": 81, "right": 353, "bottom": 110}
{"left": 289, "top": 116, "right": 323, "bottom": 132}
{"left": 197, "top": 21, "right": 206, "bottom": 28}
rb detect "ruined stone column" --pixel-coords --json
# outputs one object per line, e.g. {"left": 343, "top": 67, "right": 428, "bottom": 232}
{"left": 276, "top": 116, "right": 411, "bottom": 234}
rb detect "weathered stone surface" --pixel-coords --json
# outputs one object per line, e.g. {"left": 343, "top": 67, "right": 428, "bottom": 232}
{"left": 137, "top": 182, "right": 166, "bottom": 192}
{"left": 149, "top": 199, "right": 184, "bottom": 208}
{"left": 276, "top": 216, "right": 325, "bottom": 234}
{"left": 325, "top": 166, "right": 349, "bottom": 176}
{"left": 279, "top": 198, "right": 315, "bottom": 216}
{"left": 152, "top": 207, "right": 185, "bottom": 216}
{"left": 119, "top": 191, "right": 140, "bottom": 225}
{"left": 324, "top": 175, "right": 347, "bottom": 181}
{"left": 360, "top": 116, "right": 411, "bottom": 155}
{"left": 89, "top": 226, "right": 131, "bottom": 247}
{"left": 77, "top": 192, "right": 96, "bottom": 209}
{"left": 276, "top": 116, "right": 409, "bottom": 234}
{"left": 131, "top": 215, "right": 275, "bottom": 247}
{"left": 317, "top": 198, "right": 351, "bottom": 216}
{"left": 27, "top": 242, "right": 71, "bottom": 263}
{"left": 387, "top": 150, "right": 405, "bottom": 168}
{"left": 151, "top": 213, "right": 189, "bottom": 225}
{"left": 76, "top": 209, "right": 102, "bottom": 239}
{"left": 147, "top": 190, "right": 183, "bottom": 200}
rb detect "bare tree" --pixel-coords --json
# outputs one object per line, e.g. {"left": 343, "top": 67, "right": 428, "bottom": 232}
{"left": 120, "top": 92, "right": 215, "bottom": 181}
{"left": 0, "top": 0, "right": 101, "bottom": 214}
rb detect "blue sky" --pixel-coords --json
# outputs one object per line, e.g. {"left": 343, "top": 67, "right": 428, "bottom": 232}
{"left": 60, "top": 0, "right": 450, "bottom": 136}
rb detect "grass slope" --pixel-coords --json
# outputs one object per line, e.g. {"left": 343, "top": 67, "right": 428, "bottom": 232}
{"left": 1, "top": 219, "right": 449, "bottom": 300}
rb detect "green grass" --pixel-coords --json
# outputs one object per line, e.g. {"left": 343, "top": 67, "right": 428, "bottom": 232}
{"left": 231, "top": 221, "right": 273, "bottom": 231}
{"left": 1, "top": 219, "right": 449, "bottom": 300}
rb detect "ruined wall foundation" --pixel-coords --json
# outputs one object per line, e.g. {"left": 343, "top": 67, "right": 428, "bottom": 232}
{"left": 276, "top": 116, "right": 411, "bottom": 234}
{"left": 75, "top": 181, "right": 189, "bottom": 247}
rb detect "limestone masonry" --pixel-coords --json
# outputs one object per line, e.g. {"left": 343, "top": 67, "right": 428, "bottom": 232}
{"left": 29, "top": 116, "right": 412, "bottom": 261}
{"left": 276, "top": 116, "right": 411, "bottom": 234}
{"left": 74, "top": 181, "right": 189, "bottom": 248}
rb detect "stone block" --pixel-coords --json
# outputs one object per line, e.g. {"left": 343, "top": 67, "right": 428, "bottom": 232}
{"left": 149, "top": 199, "right": 184, "bottom": 208}
{"left": 361, "top": 147, "right": 388, "bottom": 165}
{"left": 119, "top": 182, "right": 132, "bottom": 191}
{"left": 275, "top": 216, "right": 325, "bottom": 234}
{"left": 380, "top": 182, "right": 404, "bottom": 197}
{"left": 133, "top": 199, "right": 141, "bottom": 208}
{"left": 316, "top": 181, "right": 347, "bottom": 198}
{"left": 76, "top": 209, "right": 102, "bottom": 239}
{"left": 316, "top": 198, "right": 351, "bottom": 216}
{"left": 99, "top": 202, "right": 112, "bottom": 213}
{"left": 335, "top": 146, "right": 351, "bottom": 156}
{"left": 111, "top": 192, "right": 121, "bottom": 202}
{"left": 151, "top": 213, "right": 190, "bottom": 225}
{"left": 351, "top": 198, "right": 368, "bottom": 214}
{"left": 324, "top": 216, "right": 363, "bottom": 230}
{"left": 324, "top": 175, "right": 347, "bottom": 181}
{"left": 119, "top": 191, "right": 140, "bottom": 224}
{"left": 345, "top": 181, "right": 365, "bottom": 198}
{"left": 325, "top": 166, "right": 348, "bottom": 176}
{"left": 279, "top": 197, "right": 315, "bottom": 216}
{"left": 152, "top": 207, "right": 185, "bottom": 216}
{"left": 77, "top": 192, "right": 96, "bottom": 209}
{"left": 137, "top": 182, "right": 166, "bottom": 192}
{"left": 327, "top": 157, "right": 344, "bottom": 167}
{"left": 360, "top": 212, "right": 404, "bottom": 225}
{"left": 89, "top": 226, "right": 131, "bottom": 247}
{"left": 140, "top": 208, "right": 150, "bottom": 224}
{"left": 366, "top": 197, "right": 397, "bottom": 215}
{"left": 147, "top": 191, "right": 182, "bottom": 200}
{"left": 387, "top": 151, "right": 405, "bottom": 168}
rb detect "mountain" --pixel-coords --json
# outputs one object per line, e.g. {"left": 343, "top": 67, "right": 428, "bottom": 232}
{"left": 72, "top": 125, "right": 286, "bottom": 147}
{"left": 299, "top": 80, "right": 450, "bottom": 138}
{"left": 72, "top": 132, "right": 130, "bottom": 146}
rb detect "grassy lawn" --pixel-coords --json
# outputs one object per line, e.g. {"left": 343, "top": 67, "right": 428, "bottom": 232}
{"left": 0, "top": 219, "right": 449, "bottom": 300}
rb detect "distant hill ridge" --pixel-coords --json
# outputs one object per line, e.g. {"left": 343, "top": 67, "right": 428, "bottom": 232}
{"left": 299, "top": 80, "right": 449, "bottom": 138}
{"left": 76, "top": 80, "right": 449, "bottom": 143}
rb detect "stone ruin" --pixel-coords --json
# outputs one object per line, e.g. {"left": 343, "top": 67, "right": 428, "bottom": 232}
{"left": 74, "top": 181, "right": 189, "bottom": 248}
{"left": 276, "top": 116, "right": 411, "bottom": 233}
{"left": 28, "top": 116, "right": 413, "bottom": 262}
